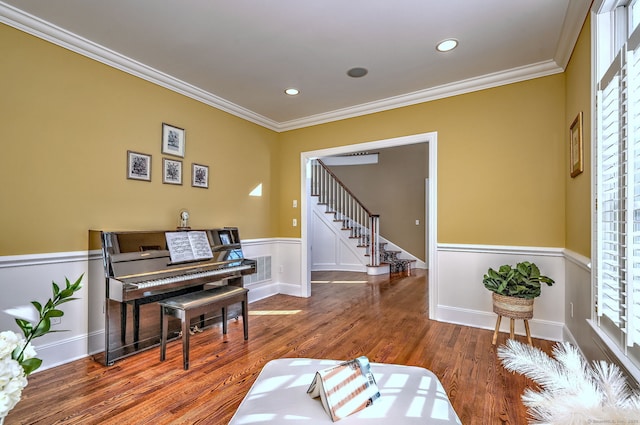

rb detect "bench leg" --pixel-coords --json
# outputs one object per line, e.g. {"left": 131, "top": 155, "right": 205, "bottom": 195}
{"left": 222, "top": 307, "right": 228, "bottom": 334}
{"left": 242, "top": 297, "right": 249, "bottom": 340}
{"left": 160, "top": 307, "right": 168, "bottom": 362}
{"left": 182, "top": 313, "right": 190, "bottom": 370}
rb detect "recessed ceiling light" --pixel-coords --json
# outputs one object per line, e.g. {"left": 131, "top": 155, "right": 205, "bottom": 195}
{"left": 436, "top": 39, "right": 458, "bottom": 52}
{"left": 347, "top": 67, "right": 368, "bottom": 78}
{"left": 285, "top": 88, "right": 299, "bottom": 96}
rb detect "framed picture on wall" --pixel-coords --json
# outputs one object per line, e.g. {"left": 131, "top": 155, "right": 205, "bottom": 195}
{"left": 127, "top": 150, "right": 151, "bottom": 181}
{"left": 161, "top": 123, "right": 185, "bottom": 158}
{"left": 569, "top": 111, "right": 583, "bottom": 178}
{"left": 192, "top": 163, "right": 209, "bottom": 188}
{"left": 162, "top": 158, "right": 182, "bottom": 185}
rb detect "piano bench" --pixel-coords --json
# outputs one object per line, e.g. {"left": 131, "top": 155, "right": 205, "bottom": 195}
{"left": 159, "top": 286, "right": 249, "bottom": 370}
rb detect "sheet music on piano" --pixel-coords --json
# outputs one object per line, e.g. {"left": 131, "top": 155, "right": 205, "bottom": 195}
{"left": 165, "top": 231, "right": 213, "bottom": 263}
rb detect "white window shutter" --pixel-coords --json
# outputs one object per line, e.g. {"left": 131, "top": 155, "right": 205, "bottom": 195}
{"left": 597, "top": 53, "right": 624, "bottom": 328}
{"left": 626, "top": 29, "right": 640, "bottom": 346}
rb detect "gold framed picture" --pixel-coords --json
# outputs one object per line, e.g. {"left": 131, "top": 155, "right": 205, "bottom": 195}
{"left": 570, "top": 111, "right": 583, "bottom": 178}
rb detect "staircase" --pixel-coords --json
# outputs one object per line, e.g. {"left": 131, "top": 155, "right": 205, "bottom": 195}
{"left": 310, "top": 159, "right": 416, "bottom": 275}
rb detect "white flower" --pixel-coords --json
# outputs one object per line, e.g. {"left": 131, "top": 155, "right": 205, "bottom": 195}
{"left": 0, "top": 331, "right": 22, "bottom": 359}
{"left": 0, "top": 340, "right": 28, "bottom": 419}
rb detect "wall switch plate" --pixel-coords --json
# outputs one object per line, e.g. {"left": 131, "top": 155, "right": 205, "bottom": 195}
{"left": 415, "top": 219, "right": 420, "bottom": 225}
{"left": 293, "top": 200, "right": 297, "bottom": 208}
{"left": 292, "top": 218, "right": 297, "bottom": 226}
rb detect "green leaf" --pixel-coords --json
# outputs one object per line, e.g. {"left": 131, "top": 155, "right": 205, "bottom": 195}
{"left": 59, "top": 288, "right": 75, "bottom": 299}
{"left": 21, "top": 358, "right": 43, "bottom": 376}
{"left": 516, "top": 262, "right": 529, "bottom": 275}
{"left": 56, "top": 297, "right": 79, "bottom": 305}
{"left": 12, "top": 345, "right": 24, "bottom": 362}
{"left": 31, "top": 317, "right": 51, "bottom": 338}
{"left": 15, "top": 318, "right": 32, "bottom": 336}
{"left": 45, "top": 309, "right": 64, "bottom": 318}
{"left": 498, "top": 265, "right": 512, "bottom": 274}
{"left": 31, "top": 301, "right": 43, "bottom": 313}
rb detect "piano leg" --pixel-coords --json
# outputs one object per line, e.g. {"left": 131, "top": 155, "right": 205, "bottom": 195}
{"left": 242, "top": 299, "right": 248, "bottom": 340}
{"left": 120, "top": 303, "right": 127, "bottom": 344}
{"left": 120, "top": 300, "right": 141, "bottom": 348}
{"left": 133, "top": 300, "right": 140, "bottom": 349}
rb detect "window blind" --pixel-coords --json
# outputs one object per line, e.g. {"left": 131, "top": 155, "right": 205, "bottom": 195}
{"left": 597, "top": 52, "right": 624, "bottom": 328}
{"left": 596, "top": 15, "right": 640, "bottom": 348}
{"left": 627, "top": 27, "right": 640, "bottom": 346}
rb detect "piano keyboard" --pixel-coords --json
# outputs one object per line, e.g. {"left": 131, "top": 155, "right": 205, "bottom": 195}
{"left": 131, "top": 264, "right": 253, "bottom": 289}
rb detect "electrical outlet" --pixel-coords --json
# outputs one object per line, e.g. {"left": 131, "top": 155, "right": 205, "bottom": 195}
{"left": 51, "top": 317, "right": 61, "bottom": 325}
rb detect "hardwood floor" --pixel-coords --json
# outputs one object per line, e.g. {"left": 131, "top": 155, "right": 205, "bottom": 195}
{"left": 6, "top": 269, "right": 553, "bottom": 424}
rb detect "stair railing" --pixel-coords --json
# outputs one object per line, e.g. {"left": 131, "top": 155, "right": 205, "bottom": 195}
{"left": 310, "top": 159, "right": 380, "bottom": 267}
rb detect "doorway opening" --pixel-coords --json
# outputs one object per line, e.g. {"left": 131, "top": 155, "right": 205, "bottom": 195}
{"left": 299, "top": 132, "right": 438, "bottom": 320}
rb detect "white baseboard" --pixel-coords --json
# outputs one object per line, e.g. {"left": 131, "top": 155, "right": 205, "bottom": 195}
{"left": 277, "top": 282, "right": 305, "bottom": 297}
{"left": 312, "top": 264, "right": 367, "bottom": 272}
{"left": 246, "top": 281, "right": 280, "bottom": 303}
{"left": 34, "top": 333, "right": 94, "bottom": 371}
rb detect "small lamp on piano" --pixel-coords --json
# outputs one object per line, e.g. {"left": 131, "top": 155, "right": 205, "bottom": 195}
{"left": 178, "top": 209, "right": 191, "bottom": 230}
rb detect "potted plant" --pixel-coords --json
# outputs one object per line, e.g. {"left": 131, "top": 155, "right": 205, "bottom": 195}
{"left": 483, "top": 261, "right": 554, "bottom": 320}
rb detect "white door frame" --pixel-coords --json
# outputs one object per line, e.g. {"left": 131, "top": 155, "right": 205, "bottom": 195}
{"left": 300, "top": 132, "right": 438, "bottom": 319}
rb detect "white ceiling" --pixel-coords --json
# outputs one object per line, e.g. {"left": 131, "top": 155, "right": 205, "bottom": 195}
{"left": 1, "top": 0, "right": 590, "bottom": 131}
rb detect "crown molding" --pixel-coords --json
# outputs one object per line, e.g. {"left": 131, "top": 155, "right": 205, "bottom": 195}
{"left": 0, "top": 2, "right": 281, "bottom": 131}
{"left": 2, "top": 1, "right": 571, "bottom": 133}
{"left": 277, "top": 60, "right": 563, "bottom": 131}
{"left": 553, "top": 0, "right": 592, "bottom": 68}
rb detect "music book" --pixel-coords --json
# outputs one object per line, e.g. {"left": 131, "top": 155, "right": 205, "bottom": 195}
{"left": 165, "top": 231, "right": 213, "bottom": 263}
{"left": 307, "top": 356, "right": 380, "bottom": 422}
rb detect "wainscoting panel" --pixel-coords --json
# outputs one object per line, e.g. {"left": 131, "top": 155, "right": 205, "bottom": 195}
{"left": 435, "top": 244, "right": 566, "bottom": 341}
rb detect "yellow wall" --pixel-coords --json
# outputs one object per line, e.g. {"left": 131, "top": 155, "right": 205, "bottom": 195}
{"left": 279, "top": 76, "right": 566, "bottom": 247}
{"left": 565, "top": 15, "right": 592, "bottom": 257}
{"left": 2, "top": 19, "right": 579, "bottom": 255}
{"left": 0, "top": 24, "right": 279, "bottom": 255}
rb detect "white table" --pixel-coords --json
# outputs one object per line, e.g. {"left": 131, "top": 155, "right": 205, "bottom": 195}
{"left": 229, "top": 358, "right": 461, "bottom": 424}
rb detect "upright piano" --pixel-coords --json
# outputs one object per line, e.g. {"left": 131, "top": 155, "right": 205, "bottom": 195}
{"left": 91, "top": 227, "right": 256, "bottom": 365}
